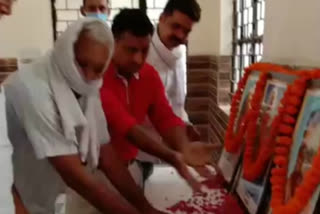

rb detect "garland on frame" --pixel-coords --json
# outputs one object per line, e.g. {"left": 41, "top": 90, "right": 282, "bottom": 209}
{"left": 224, "top": 63, "right": 320, "bottom": 213}
{"left": 242, "top": 67, "right": 304, "bottom": 181}
{"left": 224, "top": 63, "right": 295, "bottom": 155}
{"left": 270, "top": 72, "right": 320, "bottom": 214}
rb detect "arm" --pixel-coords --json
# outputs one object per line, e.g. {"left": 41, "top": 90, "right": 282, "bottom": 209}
{"left": 49, "top": 155, "right": 140, "bottom": 214}
{"left": 147, "top": 69, "right": 221, "bottom": 166}
{"left": 100, "top": 88, "right": 200, "bottom": 192}
{"left": 146, "top": 69, "right": 188, "bottom": 152}
{"left": 160, "top": 126, "right": 189, "bottom": 152}
{"left": 127, "top": 125, "right": 177, "bottom": 163}
{"left": 100, "top": 89, "right": 178, "bottom": 166}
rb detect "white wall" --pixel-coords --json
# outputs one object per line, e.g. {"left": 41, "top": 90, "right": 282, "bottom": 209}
{"left": 0, "top": 0, "right": 231, "bottom": 58}
{"left": 188, "top": 0, "right": 233, "bottom": 56}
{"left": 188, "top": 0, "right": 221, "bottom": 56}
{"left": 0, "top": 0, "right": 54, "bottom": 58}
{"left": 263, "top": 0, "right": 320, "bottom": 67}
{"left": 219, "top": 0, "right": 233, "bottom": 56}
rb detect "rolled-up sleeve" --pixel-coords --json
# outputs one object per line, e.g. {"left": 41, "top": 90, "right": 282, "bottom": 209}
{"left": 5, "top": 77, "right": 78, "bottom": 159}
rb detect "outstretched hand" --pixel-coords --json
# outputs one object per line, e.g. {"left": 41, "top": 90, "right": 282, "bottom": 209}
{"left": 170, "top": 152, "right": 202, "bottom": 192}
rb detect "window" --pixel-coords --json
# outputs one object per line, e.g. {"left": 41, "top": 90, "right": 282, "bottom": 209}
{"left": 231, "top": 0, "right": 265, "bottom": 92}
{"left": 53, "top": 0, "right": 167, "bottom": 37}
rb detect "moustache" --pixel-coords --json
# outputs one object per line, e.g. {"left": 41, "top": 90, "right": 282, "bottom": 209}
{"left": 170, "top": 36, "right": 185, "bottom": 45}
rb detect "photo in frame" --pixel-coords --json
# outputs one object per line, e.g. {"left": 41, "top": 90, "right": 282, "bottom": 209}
{"left": 218, "top": 75, "right": 258, "bottom": 184}
{"left": 283, "top": 89, "right": 320, "bottom": 214}
{"left": 235, "top": 79, "right": 287, "bottom": 214}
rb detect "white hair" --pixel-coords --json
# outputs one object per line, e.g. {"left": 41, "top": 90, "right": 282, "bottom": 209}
{"left": 81, "top": 20, "right": 114, "bottom": 47}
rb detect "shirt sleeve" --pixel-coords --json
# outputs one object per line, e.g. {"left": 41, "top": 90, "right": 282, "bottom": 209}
{"left": 5, "top": 78, "right": 78, "bottom": 159}
{"left": 100, "top": 89, "right": 137, "bottom": 136}
{"left": 148, "top": 67, "right": 185, "bottom": 134}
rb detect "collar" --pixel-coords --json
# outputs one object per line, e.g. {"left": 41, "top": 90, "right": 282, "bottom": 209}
{"left": 108, "top": 62, "right": 140, "bottom": 81}
{"left": 116, "top": 72, "right": 140, "bottom": 81}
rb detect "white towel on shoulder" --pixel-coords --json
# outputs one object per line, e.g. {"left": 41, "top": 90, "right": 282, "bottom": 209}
{"left": 48, "top": 18, "right": 114, "bottom": 168}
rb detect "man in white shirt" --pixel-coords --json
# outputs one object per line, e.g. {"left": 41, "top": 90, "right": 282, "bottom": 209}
{"left": 138, "top": 0, "right": 202, "bottom": 175}
{"left": 147, "top": 0, "right": 201, "bottom": 132}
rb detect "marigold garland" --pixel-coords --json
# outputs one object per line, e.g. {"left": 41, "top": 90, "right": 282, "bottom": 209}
{"left": 224, "top": 63, "right": 294, "bottom": 154}
{"left": 224, "top": 63, "right": 320, "bottom": 213}
{"left": 242, "top": 71, "right": 272, "bottom": 181}
{"left": 270, "top": 75, "right": 319, "bottom": 214}
{"left": 224, "top": 68, "right": 251, "bottom": 153}
{"left": 241, "top": 65, "right": 302, "bottom": 181}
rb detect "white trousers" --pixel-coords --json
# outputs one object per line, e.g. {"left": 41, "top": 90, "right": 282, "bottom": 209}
{"left": 65, "top": 162, "right": 143, "bottom": 214}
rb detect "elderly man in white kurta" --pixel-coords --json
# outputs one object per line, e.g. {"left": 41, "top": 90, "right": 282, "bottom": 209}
{"left": 4, "top": 18, "right": 160, "bottom": 214}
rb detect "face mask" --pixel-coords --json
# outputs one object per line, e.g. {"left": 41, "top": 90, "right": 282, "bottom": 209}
{"left": 86, "top": 13, "right": 108, "bottom": 22}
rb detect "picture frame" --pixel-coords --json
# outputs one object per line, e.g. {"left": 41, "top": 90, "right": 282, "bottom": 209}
{"left": 235, "top": 79, "right": 287, "bottom": 214}
{"left": 218, "top": 74, "right": 258, "bottom": 185}
{"left": 284, "top": 89, "right": 320, "bottom": 214}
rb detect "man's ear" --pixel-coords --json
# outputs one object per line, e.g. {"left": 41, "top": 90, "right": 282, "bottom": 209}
{"left": 80, "top": 6, "right": 86, "bottom": 17}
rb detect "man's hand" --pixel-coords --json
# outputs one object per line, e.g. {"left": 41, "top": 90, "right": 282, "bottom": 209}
{"left": 182, "top": 142, "right": 222, "bottom": 167}
{"left": 49, "top": 155, "right": 140, "bottom": 214}
{"left": 186, "top": 124, "right": 201, "bottom": 141}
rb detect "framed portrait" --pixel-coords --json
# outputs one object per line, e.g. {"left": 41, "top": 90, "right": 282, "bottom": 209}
{"left": 284, "top": 89, "right": 320, "bottom": 214}
{"left": 235, "top": 79, "right": 287, "bottom": 214}
{"left": 218, "top": 75, "right": 258, "bottom": 184}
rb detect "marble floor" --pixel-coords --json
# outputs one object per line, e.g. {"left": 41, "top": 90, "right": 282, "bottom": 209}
{"left": 145, "top": 165, "right": 216, "bottom": 212}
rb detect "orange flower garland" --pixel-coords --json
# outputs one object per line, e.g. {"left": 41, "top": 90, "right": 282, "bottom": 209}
{"left": 224, "top": 63, "right": 297, "bottom": 154}
{"left": 241, "top": 65, "right": 302, "bottom": 181}
{"left": 224, "top": 63, "right": 320, "bottom": 212}
{"left": 270, "top": 75, "right": 315, "bottom": 214}
{"left": 224, "top": 68, "right": 251, "bottom": 153}
{"left": 241, "top": 70, "right": 299, "bottom": 181}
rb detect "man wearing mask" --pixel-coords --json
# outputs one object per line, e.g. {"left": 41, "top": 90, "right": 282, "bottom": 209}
{"left": 80, "top": 0, "right": 110, "bottom": 22}
{"left": 0, "top": 0, "right": 29, "bottom": 213}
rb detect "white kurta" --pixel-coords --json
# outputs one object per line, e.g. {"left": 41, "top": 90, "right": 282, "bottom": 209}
{"left": 0, "top": 87, "right": 14, "bottom": 214}
{"left": 136, "top": 30, "right": 190, "bottom": 164}
{"left": 5, "top": 67, "right": 80, "bottom": 214}
{"left": 147, "top": 30, "right": 189, "bottom": 122}
{"left": 4, "top": 18, "right": 112, "bottom": 214}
